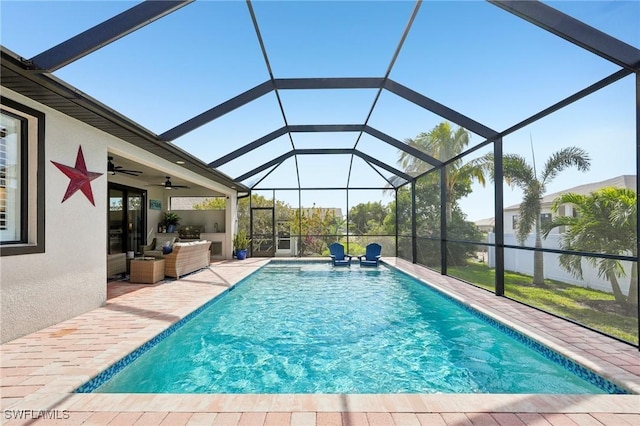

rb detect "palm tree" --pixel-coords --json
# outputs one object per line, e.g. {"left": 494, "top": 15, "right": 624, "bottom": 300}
{"left": 400, "top": 122, "right": 486, "bottom": 221}
{"left": 494, "top": 147, "right": 591, "bottom": 286}
{"left": 543, "top": 188, "right": 637, "bottom": 310}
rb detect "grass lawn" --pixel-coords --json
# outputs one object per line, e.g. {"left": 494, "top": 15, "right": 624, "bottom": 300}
{"left": 448, "top": 261, "right": 638, "bottom": 345}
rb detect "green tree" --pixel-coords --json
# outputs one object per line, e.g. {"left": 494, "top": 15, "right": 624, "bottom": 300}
{"left": 349, "top": 201, "right": 389, "bottom": 235}
{"left": 543, "top": 188, "right": 637, "bottom": 310}
{"left": 384, "top": 176, "right": 479, "bottom": 267}
{"left": 401, "top": 121, "right": 486, "bottom": 221}
{"left": 328, "top": 215, "right": 346, "bottom": 236}
{"left": 387, "top": 121, "right": 491, "bottom": 268}
{"left": 193, "top": 197, "right": 226, "bottom": 210}
{"left": 291, "top": 206, "right": 338, "bottom": 255}
{"left": 483, "top": 146, "right": 591, "bottom": 286}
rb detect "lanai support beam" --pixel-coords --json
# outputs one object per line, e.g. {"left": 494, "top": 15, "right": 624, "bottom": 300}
{"left": 29, "top": 1, "right": 193, "bottom": 72}
{"left": 162, "top": 77, "right": 497, "bottom": 145}
{"left": 160, "top": 80, "right": 274, "bottom": 141}
{"left": 352, "top": 151, "right": 414, "bottom": 182}
{"left": 210, "top": 124, "right": 440, "bottom": 170}
{"left": 494, "top": 137, "right": 505, "bottom": 296}
{"left": 236, "top": 148, "right": 414, "bottom": 184}
{"left": 235, "top": 151, "right": 294, "bottom": 182}
{"left": 365, "top": 126, "right": 441, "bottom": 166}
{"left": 490, "top": 0, "right": 640, "bottom": 71}
{"left": 274, "top": 78, "right": 385, "bottom": 90}
{"left": 209, "top": 127, "right": 288, "bottom": 168}
{"left": 288, "top": 124, "right": 364, "bottom": 133}
{"left": 384, "top": 79, "right": 498, "bottom": 140}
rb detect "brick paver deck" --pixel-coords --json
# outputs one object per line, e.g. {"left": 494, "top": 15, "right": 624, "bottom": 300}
{"left": 1, "top": 258, "right": 638, "bottom": 425}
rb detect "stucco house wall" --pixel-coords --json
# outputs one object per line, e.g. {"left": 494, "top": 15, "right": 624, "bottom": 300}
{"left": 1, "top": 87, "right": 239, "bottom": 343}
{"left": 1, "top": 88, "right": 109, "bottom": 343}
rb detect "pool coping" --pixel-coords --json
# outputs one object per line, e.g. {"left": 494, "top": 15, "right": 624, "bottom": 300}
{"left": 1, "top": 257, "right": 639, "bottom": 418}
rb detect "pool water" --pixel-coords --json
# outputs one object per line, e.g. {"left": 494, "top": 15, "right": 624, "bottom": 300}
{"left": 94, "top": 262, "right": 617, "bottom": 394}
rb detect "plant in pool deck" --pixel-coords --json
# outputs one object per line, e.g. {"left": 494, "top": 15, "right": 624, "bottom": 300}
{"left": 233, "top": 230, "right": 251, "bottom": 259}
{"left": 162, "top": 211, "right": 181, "bottom": 233}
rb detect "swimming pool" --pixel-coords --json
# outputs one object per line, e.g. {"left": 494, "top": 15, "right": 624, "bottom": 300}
{"left": 80, "top": 261, "right": 628, "bottom": 394}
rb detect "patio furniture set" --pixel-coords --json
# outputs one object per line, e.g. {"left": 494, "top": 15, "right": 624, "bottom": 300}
{"left": 329, "top": 242, "right": 382, "bottom": 267}
{"left": 108, "top": 235, "right": 212, "bottom": 283}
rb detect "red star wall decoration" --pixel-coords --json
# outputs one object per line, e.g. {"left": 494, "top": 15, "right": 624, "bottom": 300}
{"left": 51, "top": 145, "right": 103, "bottom": 206}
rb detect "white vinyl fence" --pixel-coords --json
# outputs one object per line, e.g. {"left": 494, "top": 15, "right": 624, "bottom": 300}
{"left": 487, "top": 233, "right": 632, "bottom": 295}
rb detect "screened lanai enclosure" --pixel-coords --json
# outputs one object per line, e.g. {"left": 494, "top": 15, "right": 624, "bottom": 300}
{"left": 2, "top": 0, "right": 638, "bottom": 346}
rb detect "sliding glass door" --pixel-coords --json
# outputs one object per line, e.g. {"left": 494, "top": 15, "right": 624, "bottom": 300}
{"left": 108, "top": 183, "right": 146, "bottom": 255}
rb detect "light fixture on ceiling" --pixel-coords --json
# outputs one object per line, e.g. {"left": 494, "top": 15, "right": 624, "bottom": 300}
{"left": 163, "top": 176, "right": 189, "bottom": 190}
{"left": 176, "top": 160, "right": 185, "bottom": 164}
{"left": 147, "top": 176, "right": 190, "bottom": 190}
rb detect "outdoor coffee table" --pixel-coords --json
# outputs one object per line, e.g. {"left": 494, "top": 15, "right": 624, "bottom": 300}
{"left": 129, "top": 257, "right": 165, "bottom": 284}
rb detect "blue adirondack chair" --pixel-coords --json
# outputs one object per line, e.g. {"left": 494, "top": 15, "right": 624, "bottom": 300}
{"left": 358, "top": 243, "right": 382, "bottom": 267}
{"left": 329, "top": 242, "right": 352, "bottom": 266}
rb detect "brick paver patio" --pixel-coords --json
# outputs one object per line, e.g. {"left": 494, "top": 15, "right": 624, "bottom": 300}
{"left": 1, "top": 258, "right": 638, "bottom": 425}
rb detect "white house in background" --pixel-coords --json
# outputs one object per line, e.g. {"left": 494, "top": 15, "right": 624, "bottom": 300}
{"left": 504, "top": 175, "right": 637, "bottom": 235}
{"left": 474, "top": 217, "right": 495, "bottom": 233}
{"left": 486, "top": 175, "right": 637, "bottom": 293}
{"left": 474, "top": 175, "right": 636, "bottom": 236}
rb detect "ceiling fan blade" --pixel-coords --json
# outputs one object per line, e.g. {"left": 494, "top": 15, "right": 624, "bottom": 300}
{"left": 118, "top": 169, "right": 143, "bottom": 176}
{"left": 108, "top": 156, "right": 142, "bottom": 176}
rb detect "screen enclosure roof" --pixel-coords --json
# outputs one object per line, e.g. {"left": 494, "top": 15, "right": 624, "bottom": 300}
{"left": 1, "top": 0, "right": 638, "bottom": 192}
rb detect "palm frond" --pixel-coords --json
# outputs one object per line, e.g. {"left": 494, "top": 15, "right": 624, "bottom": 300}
{"left": 502, "top": 154, "right": 534, "bottom": 190}
{"left": 541, "top": 146, "right": 590, "bottom": 184}
{"left": 516, "top": 189, "right": 540, "bottom": 244}
{"left": 550, "top": 192, "right": 585, "bottom": 212}
{"left": 558, "top": 253, "right": 584, "bottom": 279}
{"left": 542, "top": 215, "right": 574, "bottom": 238}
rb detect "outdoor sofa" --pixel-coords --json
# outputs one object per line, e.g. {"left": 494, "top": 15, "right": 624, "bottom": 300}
{"left": 162, "top": 240, "right": 212, "bottom": 278}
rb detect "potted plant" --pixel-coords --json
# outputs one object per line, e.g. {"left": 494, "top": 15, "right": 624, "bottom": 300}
{"left": 233, "top": 230, "right": 251, "bottom": 260}
{"left": 162, "top": 211, "right": 181, "bottom": 233}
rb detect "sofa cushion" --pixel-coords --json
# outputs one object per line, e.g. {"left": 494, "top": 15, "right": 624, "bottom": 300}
{"left": 155, "top": 235, "right": 176, "bottom": 249}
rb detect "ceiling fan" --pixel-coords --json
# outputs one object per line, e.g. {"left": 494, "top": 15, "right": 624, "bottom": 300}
{"left": 151, "top": 176, "right": 190, "bottom": 190}
{"left": 107, "top": 156, "right": 143, "bottom": 176}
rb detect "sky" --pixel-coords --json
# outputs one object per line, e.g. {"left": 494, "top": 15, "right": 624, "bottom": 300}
{"left": 1, "top": 0, "right": 638, "bottom": 221}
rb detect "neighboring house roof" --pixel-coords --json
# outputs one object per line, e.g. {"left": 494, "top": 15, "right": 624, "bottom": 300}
{"left": 474, "top": 217, "right": 495, "bottom": 228}
{"left": 504, "top": 175, "right": 636, "bottom": 211}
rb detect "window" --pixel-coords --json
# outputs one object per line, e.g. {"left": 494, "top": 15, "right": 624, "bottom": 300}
{"left": 0, "top": 113, "right": 21, "bottom": 240}
{"left": 540, "top": 213, "right": 552, "bottom": 226}
{"left": 512, "top": 215, "right": 518, "bottom": 229}
{"left": 0, "top": 97, "right": 45, "bottom": 255}
{"left": 170, "top": 196, "right": 226, "bottom": 210}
